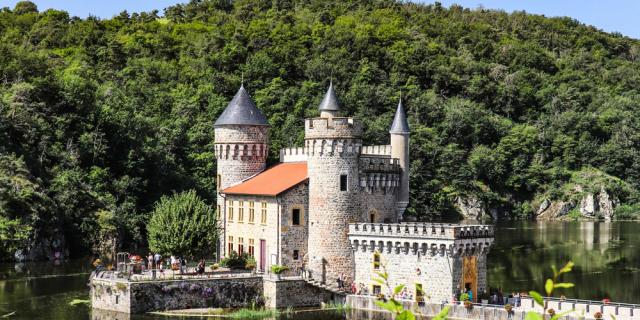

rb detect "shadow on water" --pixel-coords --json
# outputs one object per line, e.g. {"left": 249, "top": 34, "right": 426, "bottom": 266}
{"left": 1, "top": 221, "right": 639, "bottom": 319}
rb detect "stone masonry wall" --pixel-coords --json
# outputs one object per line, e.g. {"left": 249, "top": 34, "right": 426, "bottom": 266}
{"left": 353, "top": 245, "right": 456, "bottom": 303}
{"left": 279, "top": 182, "right": 309, "bottom": 271}
{"left": 263, "top": 277, "right": 334, "bottom": 309}
{"left": 91, "top": 276, "right": 263, "bottom": 314}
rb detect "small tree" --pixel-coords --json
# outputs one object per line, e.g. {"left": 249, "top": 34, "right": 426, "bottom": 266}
{"left": 147, "top": 190, "right": 218, "bottom": 259}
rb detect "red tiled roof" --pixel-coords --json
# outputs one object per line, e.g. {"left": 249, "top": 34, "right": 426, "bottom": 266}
{"left": 222, "top": 162, "right": 308, "bottom": 196}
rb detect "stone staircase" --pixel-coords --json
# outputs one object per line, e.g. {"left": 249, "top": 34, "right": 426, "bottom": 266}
{"left": 304, "top": 278, "right": 348, "bottom": 295}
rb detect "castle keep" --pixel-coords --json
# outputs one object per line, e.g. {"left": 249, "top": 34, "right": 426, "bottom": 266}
{"left": 214, "top": 82, "right": 492, "bottom": 302}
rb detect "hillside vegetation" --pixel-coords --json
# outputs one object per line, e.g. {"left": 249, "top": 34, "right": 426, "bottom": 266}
{"left": 1, "top": 0, "right": 640, "bottom": 259}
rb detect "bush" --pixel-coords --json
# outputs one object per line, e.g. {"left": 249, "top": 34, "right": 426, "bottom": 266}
{"left": 270, "top": 265, "right": 289, "bottom": 274}
{"left": 614, "top": 204, "right": 640, "bottom": 220}
{"left": 220, "top": 251, "right": 250, "bottom": 269}
{"left": 245, "top": 256, "right": 257, "bottom": 270}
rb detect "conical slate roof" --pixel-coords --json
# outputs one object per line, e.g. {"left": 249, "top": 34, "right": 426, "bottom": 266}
{"left": 215, "top": 84, "right": 268, "bottom": 127}
{"left": 318, "top": 81, "right": 341, "bottom": 111}
{"left": 389, "top": 97, "right": 410, "bottom": 134}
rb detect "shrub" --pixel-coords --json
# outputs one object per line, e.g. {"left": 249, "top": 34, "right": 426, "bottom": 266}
{"left": 220, "top": 251, "right": 250, "bottom": 269}
{"left": 270, "top": 265, "right": 289, "bottom": 274}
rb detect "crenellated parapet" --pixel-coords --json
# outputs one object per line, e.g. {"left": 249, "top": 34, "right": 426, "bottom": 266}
{"left": 304, "top": 138, "right": 362, "bottom": 157}
{"left": 361, "top": 145, "right": 392, "bottom": 156}
{"left": 214, "top": 143, "right": 268, "bottom": 160}
{"left": 348, "top": 223, "right": 493, "bottom": 257}
{"left": 279, "top": 147, "right": 307, "bottom": 162}
{"left": 304, "top": 117, "right": 363, "bottom": 140}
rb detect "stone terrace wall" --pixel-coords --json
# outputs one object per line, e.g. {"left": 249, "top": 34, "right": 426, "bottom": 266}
{"left": 91, "top": 276, "right": 263, "bottom": 314}
{"left": 263, "top": 277, "right": 336, "bottom": 309}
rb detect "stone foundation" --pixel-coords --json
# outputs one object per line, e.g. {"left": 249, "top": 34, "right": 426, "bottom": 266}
{"left": 91, "top": 274, "right": 340, "bottom": 314}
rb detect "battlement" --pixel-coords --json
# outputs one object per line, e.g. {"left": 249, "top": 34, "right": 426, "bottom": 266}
{"left": 348, "top": 223, "right": 494, "bottom": 257}
{"left": 215, "top": 143, "right": 268, "bottom": 160}
{"left": 305, "top": 117, "right": 363, "bottom": 140}
{"left": 279, "top": 147, "right": 307, "bottom": 162}
{"left": 361, "top": 145, "right": 392, "bottom": 156}
{"left": 348, "top": 223, "right": 494, "bottom": 239}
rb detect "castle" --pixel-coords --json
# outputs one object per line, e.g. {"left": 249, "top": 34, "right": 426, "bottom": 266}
{"left": 214, "top": 82, "right": 493, "bottom": 303}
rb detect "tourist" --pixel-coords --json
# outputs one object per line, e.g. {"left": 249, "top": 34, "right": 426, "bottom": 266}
{"left": 337, "top": 273, "right": 344, "bottom": 291}
{"left": 153, "top": 252, "right": 161, "bottom": 269}
{"left": 467, "top": 288, "right": 473, "bottom": 302}
{"left": 197, "top": 259, "right": 205, "bottom": 275}
{"left": 180, "top": 257, "right": 187, "bottom": 274}
{"left": 147, "top": 253, "right": 153, "bottom": 270}
{"left": 350, "top": 280, "right": 357, "bottom": 294}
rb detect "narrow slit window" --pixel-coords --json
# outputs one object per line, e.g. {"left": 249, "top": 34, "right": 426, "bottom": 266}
{"left": 292, "top": 208, "right": 301, "bottom": 226}
{"left": 340, "top": 174, "right": 348, "bottom": 191}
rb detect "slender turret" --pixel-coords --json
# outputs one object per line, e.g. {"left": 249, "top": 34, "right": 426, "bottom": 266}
{"left": 318, "top": 81, "right": 340, "bottom": 118}
{"left": 390, "top": 97, "right": 410, "bottom": 220}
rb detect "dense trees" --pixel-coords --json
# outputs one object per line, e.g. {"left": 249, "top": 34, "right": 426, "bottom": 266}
{"left": 1, "top": 0, "right": 640, "bottom": 259}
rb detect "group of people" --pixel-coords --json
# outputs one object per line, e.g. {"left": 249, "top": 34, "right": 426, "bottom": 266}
{"left": 146, "top": 253, "right": 192, "bottom": 274}
{"left": 485, "top": 289, "right": 523, "bottom": 306}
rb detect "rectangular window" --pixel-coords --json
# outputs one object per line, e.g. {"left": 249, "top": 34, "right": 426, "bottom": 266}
{"left": 228, "top": 236, "right": 234, "bottom": 255}
{"left": 238, "top": 237, "right": 244, "bottom": 255}
{"left": 228, "top": 200, "right": 234, "bottom": 221}
{"left": 293, "top": 250, "right": 299, "bottom": 260}
{"left": 249, "top": 239, "right": 255, "bottom": 257}
{"left": 238, "top": 201, "right": 244, "bottom": 222}
{"left": 249, "top": 201, "right": 255, "bottom": 223}
{"left": 340, "top": 174, "right": 348, "bottom": 191}
{"left": 416, "top": 284, "right": 424, "bottom": 302}
{"left": 372, "top": 285, "right": 382, "bottom": 295}
{"left": 216, "top": 174, "right": 221, "bottom": 191}
{"left": 217, "top": 205, "right": 221, "bottom": 219}
{"left": 261, "top": 202, "right": 267, "bottom": 225}
{"left": 373, "top": 252, "right": 381, "bottom": 270}
{"left": 292, "top": 208, "right": 301, "bottom": 226}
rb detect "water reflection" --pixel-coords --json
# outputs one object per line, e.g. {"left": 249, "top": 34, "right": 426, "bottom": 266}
{"left": 2, "top": 221, "right": 639, "bottom": 319}
{"left": 488, "top": 221, "right": 640, "bottom": 303}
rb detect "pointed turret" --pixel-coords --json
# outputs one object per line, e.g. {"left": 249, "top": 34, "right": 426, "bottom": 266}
{"left": 389, "top": 97, "right": 410, "bottom": 220}
{"left": 215, "top": 84, "right": 268, "bottom": 127}
{"left": 318, "top": 81, "right": 341, "bottom": 118}
{"left": 389, "top": 97, "right": 410, "bottom": 134}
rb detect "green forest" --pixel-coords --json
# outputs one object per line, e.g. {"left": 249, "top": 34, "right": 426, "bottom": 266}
{"left": 1, "top": 0, "right": 640, "bottom": 260}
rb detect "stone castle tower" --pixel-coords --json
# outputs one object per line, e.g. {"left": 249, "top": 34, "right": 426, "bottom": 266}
{"left": 213, "top": 84, "right": 269, "bottom": 221}
{"left": 306, "top": 82, "right": 364, "bottom": 284}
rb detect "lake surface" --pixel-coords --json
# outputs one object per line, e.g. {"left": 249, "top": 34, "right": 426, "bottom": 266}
{"left": 1, "top": 221, "right": 638, "bottom": 319}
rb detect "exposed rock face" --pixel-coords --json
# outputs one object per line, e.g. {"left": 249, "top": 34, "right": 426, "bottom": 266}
{"left": 536, "top": 200, "right": 574, "bottom": 220}
{"left": 598, "top": 187, "right": 618, "bottom": 221}
{"left": 455, "top": 195, "right": 489, "bottom": 220}
{"left": 537, "top": 187, "right": 619, "bottom": 221}
{"left": 14, "top": 232, "right": 67, "bottom": 261}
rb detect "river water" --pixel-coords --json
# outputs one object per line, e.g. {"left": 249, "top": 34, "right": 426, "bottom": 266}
{"left": 1, "top": 221, "right": 638, "bottom": 319}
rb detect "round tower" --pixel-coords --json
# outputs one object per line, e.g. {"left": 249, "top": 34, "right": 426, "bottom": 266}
{"left": 214, "top": 85, "right": 269, "bottom": 255}
{"left": 390, "top": 97, "right": 410, "bottom": 220}
{"left": 306, "top": 83, "right": 362, "bottom": 284}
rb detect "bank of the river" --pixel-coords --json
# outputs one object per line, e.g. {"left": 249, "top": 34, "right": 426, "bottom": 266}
{"left": 1, "top": 221, "right": 639, "bottom": 319}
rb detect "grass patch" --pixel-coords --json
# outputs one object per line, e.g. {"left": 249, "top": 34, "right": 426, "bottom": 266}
{"left": 227, "top": 308, "right": 279, "bottom": 319}
{"left": 322, "top": 302, "right": 352, "bottom": 313}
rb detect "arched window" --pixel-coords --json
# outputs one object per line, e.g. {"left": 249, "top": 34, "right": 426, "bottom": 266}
{"left": 373, "top": 251, "right": 381, "bottom": 270}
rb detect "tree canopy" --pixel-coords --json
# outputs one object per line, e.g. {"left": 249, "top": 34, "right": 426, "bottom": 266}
{"left": 147, "top": 190, "right": 218, "bottom": 258}
{"left": 1, "top": 0, "right": 640, "bottom": 259}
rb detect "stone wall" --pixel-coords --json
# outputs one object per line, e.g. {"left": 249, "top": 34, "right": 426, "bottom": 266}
{"left": 263, "top": 277, "right": 334, "bottom": 309}
{"left": 346, "top": 295, "right": 527, "bottom": 320}
{"left": 279, "top": 182, "right": 309, "bottom": 271}
{"left": 91, "top": 276, "right": 264, "bottom": 314}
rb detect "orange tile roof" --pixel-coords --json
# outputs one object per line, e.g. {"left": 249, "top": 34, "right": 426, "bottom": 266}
{"left": 222, "top": 162, "right": 308, "bottom": 196}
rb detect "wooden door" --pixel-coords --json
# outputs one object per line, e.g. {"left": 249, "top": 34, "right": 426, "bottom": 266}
{"left": 259, "top": 240, "right": 266, "bottom": 272}
{"left": 462, "top": 256, "right": 478, "bottom": 302}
